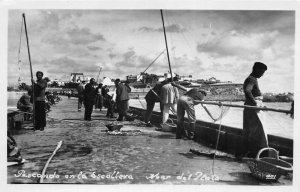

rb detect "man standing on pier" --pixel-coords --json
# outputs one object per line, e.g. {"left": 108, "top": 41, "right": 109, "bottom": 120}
{"left": 241, "top": 62, "right": 268, "bottom": 158}
{"left": 77, "top": 80, "right": 85, "bottom": 111}
{"left": 31, "top": 71, "right": 47, "bottom": 131}
{"left": 160, "top": 77, "right": 179, "bottom": 125}
{"left": 83, "top": 78, "right": 97, "bottom": 121}
{"left": 144, "top": 80, "right": 167, "bottom": 127}
{"left": 171, "top": 83, "right": 207, "bottom": 140}
{"left": 115, "top": 79, "right": 131, "bottom": 121}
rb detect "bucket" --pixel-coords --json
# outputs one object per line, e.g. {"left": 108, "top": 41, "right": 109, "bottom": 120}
{"left": 160, "top": 119, "right": 176, "bottom": 132}
{"left": 105, "top": 124, "right": 123, "bottom": 131}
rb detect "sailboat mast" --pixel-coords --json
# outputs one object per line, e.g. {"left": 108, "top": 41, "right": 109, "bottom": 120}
{"left": 22, "top": 13, "right": 34, "bottom": 81}
{"left": 22, "top": 13, "right": 35, "bottom": 128}
{"left": 160, "top": 10, "right": 173, "bottom": 80}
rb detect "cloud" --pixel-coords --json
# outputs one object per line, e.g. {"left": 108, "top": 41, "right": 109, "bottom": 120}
{"left": 123, "top": 50, "right": 136, "bottom": 60}
{"left": 138, "top": 24, "right": 186, "bottom": 33}
{"left": 46, "top": 56, "right": 98, "bottom": 77}
{"left": 196, "top": 30, "right": 279, "bottom": 59}
{"left": 87, "top": 46, "right": 102, "bottom": 51}
{"left": 109, "top": 53, "right": 117, "bottom": 59}
{"left": 66, "top": 26, "right": 106, "bottom": 45}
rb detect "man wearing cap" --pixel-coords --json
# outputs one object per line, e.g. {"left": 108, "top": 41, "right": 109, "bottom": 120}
{"left": 172, "top": 83, "right": 207, "bottom": 140}
{"left": 241, "top": 61, "right": 268, "bottom": 158}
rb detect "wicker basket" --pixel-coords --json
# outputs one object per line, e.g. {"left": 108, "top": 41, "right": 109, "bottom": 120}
{"left": 160, "top": 119, "right": 177, "bottom": 132}
{"left": 245, "top": 148, "right": 293, "bottom": 182}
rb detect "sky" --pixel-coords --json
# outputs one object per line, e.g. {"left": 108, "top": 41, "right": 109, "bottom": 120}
{"left": 7, "top": 9, "right": 295, "bottom": 93}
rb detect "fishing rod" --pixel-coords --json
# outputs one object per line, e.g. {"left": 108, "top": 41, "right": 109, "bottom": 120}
{"left": 195, "top": 100, "right": 292, "bottom": 114}
{"left": 160, "top": 10, "right": 173, "bottom": 81}
{"left": 22, "top": 13, "right": 36, "bottom": 129}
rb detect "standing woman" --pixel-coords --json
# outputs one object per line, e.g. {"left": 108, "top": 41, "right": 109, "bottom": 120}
{"left": 241, "top": 62, "right": 268, "bottom": 158}
{"left": 31, "top": 71, "right": 47, "bottom": 131}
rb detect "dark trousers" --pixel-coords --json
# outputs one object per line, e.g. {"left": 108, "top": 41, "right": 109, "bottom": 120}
{"left": 106, "top": 100, "right": 115, "bottom": 117}
{"left": 117, "top": 100, "right": 129, "bottom": 120}
{"left": 84, "top": 100, "right": 94, "bottom": 120}
{"left": 144, "top": 100, "right": 163, "bottom": 123}
{"left": 34, "top": 101, "right": 46, "bottom": 129}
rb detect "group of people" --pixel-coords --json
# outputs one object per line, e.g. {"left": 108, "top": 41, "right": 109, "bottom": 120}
{"left": 16, "top": 71, "right": 61, "bottom": 131}
{"left": 144, "top": 76, "right": 207, "bottom": 140}
{"left": 76, "top": 78, "right": 132, "bottom": 121}
{"left": 144, "top": 62, "right": 291, "bottom": 159}
{"left": 14, "top": 61, "right": 293, "bottom": 160}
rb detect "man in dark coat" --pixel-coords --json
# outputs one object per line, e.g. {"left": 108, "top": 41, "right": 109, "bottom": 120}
{"left": 83, "top": 78, "right": 97, "bottom": 121}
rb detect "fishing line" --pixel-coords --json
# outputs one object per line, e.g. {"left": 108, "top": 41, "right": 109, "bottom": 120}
{"left": 211, "top": 103, "right": 224, "bottom": 176}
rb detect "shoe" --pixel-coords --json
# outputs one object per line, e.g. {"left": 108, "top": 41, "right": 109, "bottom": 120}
{"left": 116, "top": 118, "right": 123, "bottom": 121}
{"left": 146, "top": 122, "right": 153, "bottom": 127}
{"left": 155, "top": 127, "right": 162, "bottom": 131}
{"left": 78, "top": 109, "right": 81, "bottom": 111}
{"left": 185, "top": 131, "right": 194, "bottom": 140}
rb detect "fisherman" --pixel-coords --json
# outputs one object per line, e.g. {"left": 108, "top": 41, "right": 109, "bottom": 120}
{"left": 77, "top": 80, "right": 85, "bottom": 111}
{"left": 31, "top": 71, "right": 47, "bottom": 131}
{"left": 171, "top": 83, "right": 207, "bottom": 140}
{"left": 83, "top": 78, "right": 97, "bottom": 121}
{"left": 17, "top": 89, "right": 33, "bottom": 120}
{"left": 95, "top": 83, "right": 103, "bottom": 111}
{"left": 115, "top": 79, "right": 131, "bottom": 121}
{"left": 144, "top": 79, "right": 167, "bottom": 127}
{"left": 241, "top": 62, "right": 268, "bottom": 158}
{"left": 103, "top": 86, "right": 116, "bottom": 118}
{"left": 160, "top": 76, "right": 179, "bottom": 127}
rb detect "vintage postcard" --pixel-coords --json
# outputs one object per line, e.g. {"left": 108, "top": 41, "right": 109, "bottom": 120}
{"left": 1, "top": 0, "right": 299, "bottom": 192}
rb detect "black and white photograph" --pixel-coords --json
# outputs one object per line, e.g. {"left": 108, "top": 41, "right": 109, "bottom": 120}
{"left": 2, "top": 0, "right": 299, "bottom": 191}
